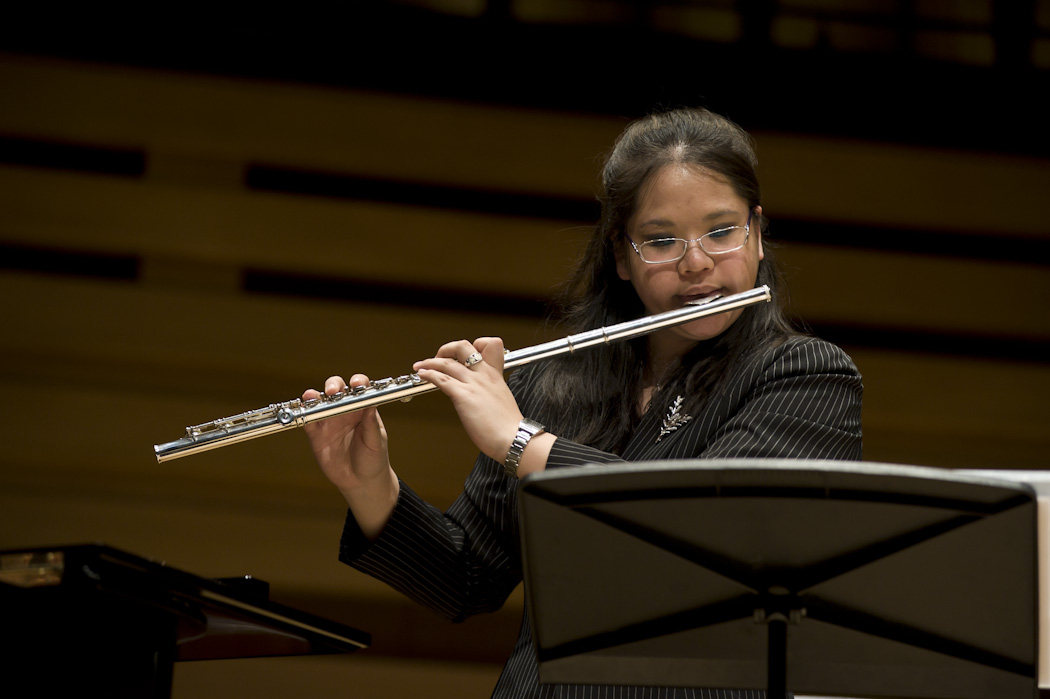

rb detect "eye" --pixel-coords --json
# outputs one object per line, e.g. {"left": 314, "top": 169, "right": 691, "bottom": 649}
{"left": 706, "top": 226, "right": 737, "bottom": 239}
{"left": 644, "top": 237, "right": 679, "bottom": 249}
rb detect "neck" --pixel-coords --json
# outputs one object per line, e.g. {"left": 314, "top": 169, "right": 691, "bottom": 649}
{"left": 646, "top": 332, "right": 694, "bottom": 382}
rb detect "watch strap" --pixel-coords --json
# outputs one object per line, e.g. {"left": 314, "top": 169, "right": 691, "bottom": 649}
{"left": 503, "top": 418, "right": 546, "bottom": 478}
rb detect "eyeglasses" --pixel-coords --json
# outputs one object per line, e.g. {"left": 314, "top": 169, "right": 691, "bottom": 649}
{"left": 626, "top": 210, "right": 754, "bottom": 264}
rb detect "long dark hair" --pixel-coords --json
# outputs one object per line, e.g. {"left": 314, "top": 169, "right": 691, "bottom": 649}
{"left": 530, "top": 107, "right": 798, "bottom": 453}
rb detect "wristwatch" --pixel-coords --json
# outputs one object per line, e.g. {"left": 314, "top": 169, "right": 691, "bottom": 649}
{"left": 503, "top": 418, "right": 546, "bottom": 478}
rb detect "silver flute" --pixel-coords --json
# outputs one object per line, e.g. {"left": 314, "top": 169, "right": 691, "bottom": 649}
{"left": 154, "top": 285, "right": 771, "bottom": 462}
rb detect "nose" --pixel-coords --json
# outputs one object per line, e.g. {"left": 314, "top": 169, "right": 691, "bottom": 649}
{"left": 677, "top": 238, "right": 714, "bottom": 273}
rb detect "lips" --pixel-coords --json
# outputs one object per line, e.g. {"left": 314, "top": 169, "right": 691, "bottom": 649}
{"left": 679, "top": 288, "right": 724, "bottom": 305}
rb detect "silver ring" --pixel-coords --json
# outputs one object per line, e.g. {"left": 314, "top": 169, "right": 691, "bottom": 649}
{"left": 464, "top": 351, "right": 483, "bottom": 367}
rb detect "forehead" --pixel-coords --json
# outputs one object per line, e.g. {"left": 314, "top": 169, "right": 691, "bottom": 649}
{"left": 632, "top": 165, "right": 746, "bottom": 220}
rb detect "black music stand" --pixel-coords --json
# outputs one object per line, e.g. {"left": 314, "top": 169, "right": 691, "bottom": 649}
{"left": 0, "top": 544, "right": 370, "bottom": 698}
{"left": 518, "top": 460, "right": 1039, "bottom": 699}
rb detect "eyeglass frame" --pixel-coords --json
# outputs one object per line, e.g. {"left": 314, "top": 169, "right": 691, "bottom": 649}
{"left": 624, "top": 209, "right": 755, "bottom": 264}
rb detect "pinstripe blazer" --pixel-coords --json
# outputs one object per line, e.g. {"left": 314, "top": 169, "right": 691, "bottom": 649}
{"left": 341, "top": 334, "right": 863, "bottom": 699}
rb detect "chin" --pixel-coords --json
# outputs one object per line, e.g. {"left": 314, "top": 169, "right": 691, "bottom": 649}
{"left": 679, "top": 313, "right": 740, "bottom": 343}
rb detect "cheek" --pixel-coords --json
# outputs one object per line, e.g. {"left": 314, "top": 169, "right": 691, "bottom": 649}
{"left": 736, "top": 245, "right": 763, "bottom": 281}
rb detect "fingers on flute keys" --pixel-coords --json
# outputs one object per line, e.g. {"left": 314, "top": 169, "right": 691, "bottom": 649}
{"left": 308, "top": 374, "right": 370, "bottom": 400}
{"left": 324, "top": 376, "right": 348, "bottom": 396}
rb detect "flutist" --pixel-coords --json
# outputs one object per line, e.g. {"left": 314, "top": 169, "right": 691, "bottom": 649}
{"left": 302, "top": 107, "right": 863, "bottom": 699}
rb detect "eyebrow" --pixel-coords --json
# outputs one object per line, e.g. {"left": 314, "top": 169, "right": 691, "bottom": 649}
{"left": 703, "top": 208, "right": 746, "bottom": 221}
{"left": 636, "top": 209, "right": 746, "bottom": 229}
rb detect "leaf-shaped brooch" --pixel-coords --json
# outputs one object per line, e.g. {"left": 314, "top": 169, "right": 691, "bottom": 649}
{"left": 656, "top": 395, "right": 692, "bottom": 443}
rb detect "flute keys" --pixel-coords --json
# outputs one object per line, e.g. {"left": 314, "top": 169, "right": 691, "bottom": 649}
{"left": 322, "top": 385, "right": 360, "bottom": 401}
{"left": 321, "top": 375, "right": 412, "bottom": 402}
{"left": 397, "top": 373, "right": 423, "bottom": 401}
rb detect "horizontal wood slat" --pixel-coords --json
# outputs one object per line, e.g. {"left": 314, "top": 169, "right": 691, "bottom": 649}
{"left": 1, "top": 54, "right": 1048, "bottom": 237}
{"left": 757, "top": 135, "right": 1050, "bottom": 237}
{"left": 776, "top": 245, "right": 1050, "bottom": 340}
{"left": 0, "top": 272, "right": 553, "bottom": 390}
{"left": 2, "top": 167, "right": 1048, "bottom": 341}
{"left": 0, "top": 165, "right": 589, "bottom": 298}
{"left": 846, "top": 348, "right": 1050, "bottom": 469}
{"left": 0, "top": 53, "right": 613, "bottom": 198}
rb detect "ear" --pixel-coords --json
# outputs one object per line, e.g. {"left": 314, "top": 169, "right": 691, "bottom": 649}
{"left": 753, "top": 206, "right": 765, "bottom": 261}
{"left": 614, "top": 236, "right": 632, "bottom": 281}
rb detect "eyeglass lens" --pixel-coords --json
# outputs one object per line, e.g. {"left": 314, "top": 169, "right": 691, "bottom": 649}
{"left": 639, "top": 226, "right": 749, "bottom": 262}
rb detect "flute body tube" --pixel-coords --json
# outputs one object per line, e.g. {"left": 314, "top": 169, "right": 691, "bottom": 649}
{"left": 154, "top": 285, "right": 771, "bottom": 463}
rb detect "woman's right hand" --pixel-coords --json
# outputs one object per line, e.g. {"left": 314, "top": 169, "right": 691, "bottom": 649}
{"left": 302, "top": 374, "right": 399, "bottom": 539}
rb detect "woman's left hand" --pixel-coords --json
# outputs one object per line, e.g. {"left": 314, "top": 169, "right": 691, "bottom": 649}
{"left": 412, "top": 337, "right": 522, "bottom": 464}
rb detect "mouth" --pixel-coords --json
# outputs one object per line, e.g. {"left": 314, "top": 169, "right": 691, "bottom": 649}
{"left": 681, "top": 290, "right": 724, "bottom": 306}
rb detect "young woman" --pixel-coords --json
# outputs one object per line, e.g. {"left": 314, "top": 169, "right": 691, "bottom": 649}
{"left": 303, "top": 107, "right": 863, "bottom": 698}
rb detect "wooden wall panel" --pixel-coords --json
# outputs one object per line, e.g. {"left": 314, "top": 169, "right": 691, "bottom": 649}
{"left": 0, "top": 165, "right": 591, "bottom": 297}
{"left": 2, "top": 164, "right": 1046, "bottom": 341}
{"left": 0, "top": 272, "right": 550, "bottom": 393}
{"left": 758, "top": 135, "right": 1050, "bottom": 236}
{"left": 3, "top": 54, "right": 1049, "bottom": 237}
{"left": 778, "top": 245, "right": 1050, "bottom": 340}
{"left": 0, "top": 54, "right": 615, "bottom": 197}
{"left": 848, "top": 348, "right": 1050, "bottom": 469}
